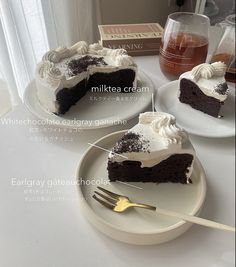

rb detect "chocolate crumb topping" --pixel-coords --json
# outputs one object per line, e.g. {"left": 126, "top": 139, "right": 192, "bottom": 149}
{"left": 112, "top": 132, "right": 150, "bottom": 154}
{"left": 67, "top": 55, "right": 107, "bottom": 76}
{"left": 214, "top": 82, "right": 229, "bottom": 95}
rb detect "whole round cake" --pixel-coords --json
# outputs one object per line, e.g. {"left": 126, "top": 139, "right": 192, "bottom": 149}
{"left": 36, "top": 41, "right": 137, "bottom": 115}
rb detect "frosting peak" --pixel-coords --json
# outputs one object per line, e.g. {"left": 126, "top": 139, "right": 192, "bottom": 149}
{"left": 139, "top": 112, "right": 174, "bottom": 124}
{"left": 37, "top": 61, "right": 63, "bottom": 87}
{"left": 191, "top": 61, "right": 226, "bottom": 81}
{"left": 70, "top": 41, "right": 88, "bottom": 54}
{"left": 139, "top": 112, "right": 187, "bottom": 144}
{"left": 42, "top": 41, "right": 89, "bottom": 63}
{"left": 115, "top": 54, "right": 136, "bottom": 67}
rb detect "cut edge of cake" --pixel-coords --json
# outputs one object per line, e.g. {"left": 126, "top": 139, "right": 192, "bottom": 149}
{"left": 178, "top": 62, "right": 229, "bottom": 118}
{"left": 107, "top": 112, "right": 196, "bottom": 184}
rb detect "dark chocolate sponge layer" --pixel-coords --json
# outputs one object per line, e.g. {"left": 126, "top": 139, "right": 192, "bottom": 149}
{"left": 56, "top": 79, "right": 87, "bottom": 115}
{"left": 107, "top": 154, "right": 194, "bottom": 184}
{"left": 88, "top": 69, "right": 136, "bottom": 92}
{"left": 55, "top": 68, "right": 136, "bottom": 115}
{"left": 179, "top": 78, "right": 223, "bottom": 118}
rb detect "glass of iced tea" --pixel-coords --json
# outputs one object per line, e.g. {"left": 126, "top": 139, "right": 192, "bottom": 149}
{"left": 159, "top": 12, "right": 210, "bottom": 80}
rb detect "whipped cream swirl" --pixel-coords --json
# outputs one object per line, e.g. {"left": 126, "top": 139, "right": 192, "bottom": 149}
{"left": 88, "top": 43, "right": 127, "bottom": 57}
{"left": 115, "top": 55, "right": 136, "bottom": 66}
{"left": 139, "top": 112, "right": 187, "bottom": 144}
{"left": 38, "top": 61, "right": 63, "bottom": 87}
{"left": 191, "top": 62, "right": 226, "bottom": 81}
{"left": 43, "top": 41, "right": 89, "bottom": 63}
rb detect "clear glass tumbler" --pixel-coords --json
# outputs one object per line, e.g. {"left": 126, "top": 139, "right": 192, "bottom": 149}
{"left": 211, "top": 14, "right": 235, "bottom": 83}
{"left": 159, "top": 12, "right": 210, "bottom": 80}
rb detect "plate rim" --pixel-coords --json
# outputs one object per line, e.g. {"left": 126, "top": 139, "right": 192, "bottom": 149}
{"left": 155, "top": 80, "right": 235, "bottom": 138}
{"left": 23, "top": 70, "right": 155, "bottom": 130}
{"left": 76, "top": 130, "right": 207, "bottom": 238}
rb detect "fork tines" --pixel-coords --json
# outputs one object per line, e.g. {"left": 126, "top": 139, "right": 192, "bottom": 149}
{"left": 92, "top": 194, "right": 114, "bottom": 210}
{"left": 97, "top": 186, "right": 120, "bottom": 199}
{"left": 92, "top": 187, "right": 120, "bottom": 210}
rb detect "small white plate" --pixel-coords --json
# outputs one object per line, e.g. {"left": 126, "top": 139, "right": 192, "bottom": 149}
{"left": 155, "top": 81, "right": 235, "bottom": 138}
{"left": 76, "top": 130, "right": 207, "bottom": 245}
{"left": 23, "top": 71, "right": 154, "bottom": 130}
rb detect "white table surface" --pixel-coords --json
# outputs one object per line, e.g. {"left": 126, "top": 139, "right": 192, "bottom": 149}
{"left": 0, "top": 56, "right": 235, "bottom": 267}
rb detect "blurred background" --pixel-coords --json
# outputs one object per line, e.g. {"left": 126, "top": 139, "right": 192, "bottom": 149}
{"left": 98, "top": 0, "right": 196, "bottom": 27}
{"left": 0, "top": 0, "right": 235, "bottom": 116}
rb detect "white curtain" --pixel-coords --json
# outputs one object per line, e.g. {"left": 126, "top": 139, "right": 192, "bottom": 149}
{"left": 0, "top": 0, "right": 99, "bottom": 108}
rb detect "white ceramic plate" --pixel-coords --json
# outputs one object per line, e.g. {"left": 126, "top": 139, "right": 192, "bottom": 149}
{"left": 155, "top": 81, "right": 235, "bottom": 138}
{"left": 23, "top": 71, "right": 154, "bottom": 130}
{"left": 76, "top": 130, "right": 207, "bottom": 245}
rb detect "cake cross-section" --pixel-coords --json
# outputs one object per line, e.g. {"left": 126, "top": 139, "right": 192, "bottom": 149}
{"left": 36, "top": 42, "right": 137, "bottom": 115}
{"left": 107, "top": 112, "right": 196, "bottom": 184}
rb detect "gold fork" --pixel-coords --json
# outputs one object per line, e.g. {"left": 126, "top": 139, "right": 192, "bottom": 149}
{"left": 93, "top": 186, "right": 235, "bottom": 233}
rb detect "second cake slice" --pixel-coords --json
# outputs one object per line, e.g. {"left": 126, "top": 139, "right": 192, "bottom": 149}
{"left": 107, "top": 112, "right": 195, "bottom": 184}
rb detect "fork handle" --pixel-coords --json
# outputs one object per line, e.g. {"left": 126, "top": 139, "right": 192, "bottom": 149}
{"left": 155, "top": 207, "right": 235, "bottom": 232}
{"left": 131, "top": 203, "right": 156, "bottom": 211}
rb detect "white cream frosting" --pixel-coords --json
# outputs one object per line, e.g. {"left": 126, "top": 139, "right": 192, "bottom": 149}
{"left": 109, "top": 112, "right": 195, "bottom": 181}
{"left": 191, "top": 62, "right": 226, "bottom": 81}
{"left": 179, "top": 62, "right": 228, "bottom": 102}
{"left": 36, "top": 41, "right": 137, "bottom": 113}
{"left": 42, "top": 41, "right": 88, "bottom": 63}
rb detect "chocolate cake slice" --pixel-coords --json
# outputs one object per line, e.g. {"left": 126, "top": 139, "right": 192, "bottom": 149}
{"left": 107, "top": 112, "right": 195, "bottom": 184}
{"left": 179, "top": 62, "right": 229, "bottom": 118}
{"left": 36, "top": 42, "right": 137, "bottom": 115}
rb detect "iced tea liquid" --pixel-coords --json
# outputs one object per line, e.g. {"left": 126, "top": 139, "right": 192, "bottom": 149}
{"left": 159, "top": 32, "right": 209, "bottom": 80}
